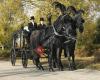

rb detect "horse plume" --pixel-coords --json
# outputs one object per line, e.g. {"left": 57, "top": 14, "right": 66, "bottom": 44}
{"left": 67, "top": 6, "right": 85, "bottom": 15}
{"left": 52, "top": 1, "right": 66, "bottom": 14}
{"left": 77, "top": 9, "right": 85, "bottom": 14}
{"left": 47, "top": 13, "right": 52, "bottom": 25}
{"left": 67, "top": 6, "right": 77, "bottom": 14}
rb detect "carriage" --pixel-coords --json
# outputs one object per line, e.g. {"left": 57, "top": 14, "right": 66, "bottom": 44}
{"left": 10, "top": 26, "right": 48, "bottom": 68}
{"left": 10, "top": 1, "right": 85, "bottom": 71}
{"left": 10, "top": 27, "right": 33, "bottom": 68}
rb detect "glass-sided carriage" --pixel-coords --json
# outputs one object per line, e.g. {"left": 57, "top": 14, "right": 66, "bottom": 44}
{"left": 10, "top": 27, "right": 48, "bottom": 68}
{"left": 10, "top": 28, "right": 33, "bottom": 68}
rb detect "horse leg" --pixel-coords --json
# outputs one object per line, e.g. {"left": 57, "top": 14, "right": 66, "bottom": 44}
{"left": 36, "top": 54, "right": 44, "bottom": 70}
{"left": 52, "top": 46, "right": 57, "bottom": 68}
{"left": 33, "top": 57, "right": 40, "bottom": 70}
{"left": 52, "top": 54, "right": 57, "bottom": 68}
{"left": 57, "top": 48, "right": 63, "bottom": 71}
{"left": 33, "top": 54, "right": 44, "bottom": 70}
{"left": 65, "top": 46, "right": 72, "bottom": 70}
{"left": 48, "top": 56, "right": 54, "bottom": 71}
{"left": 71, "top": 53, "right": 76, "bottom": 70}
{"left": 68, "top": 52, "right": 72, "bottom": 70}
{"left": 71, "top": 43, "right": 76, "bottom": 70}
{"left": 37, "top": 57, "right": 44, "bottom": 70}
{"left": 48, "top": 48, "right": 54, "bottom": 71}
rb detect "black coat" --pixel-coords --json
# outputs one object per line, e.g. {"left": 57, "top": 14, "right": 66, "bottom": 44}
{"left": 37, "top": 24, "right": 46, "bottom": 30}
{"left": 28, "top": 22, "right": 37, "bottom": 33}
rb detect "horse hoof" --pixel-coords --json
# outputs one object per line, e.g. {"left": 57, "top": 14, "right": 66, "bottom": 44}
{"left": 73, "top": 66, "right": 77, "bottom": 70}
{"left": 53, "top": 64, "right": 57, "bottom": 68}
{"left": 61, "top": 68, "right": 64, "bottom": 71}
{"left": 59, "top": 68, "right": 63, "bottom": 71}
{"left": 36, "top": 67, "right": 41, "bottom": 70}
{"left": 49, "top": 68, "right": 54, "bottom": 72}
{"left": 41, "top": 68, "right": 44, "bottom": 71}
{"left": 53, "top": 65, "right": 57, "bottom": 68}
{"left": 69, "top": 68, "right": 71, "bottom": 71}
{"left": 69, "top": 67, "right": 76, "bottom": 71}
{"left": 68, "top": 67, "right": 73, "bottom": 71}
{"left": 70, "top": 65, "right": 77, "bottom": 71}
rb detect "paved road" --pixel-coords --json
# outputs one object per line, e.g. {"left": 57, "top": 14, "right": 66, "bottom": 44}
{"left": 0, "top": 61, "right": 100, "bottom": 80}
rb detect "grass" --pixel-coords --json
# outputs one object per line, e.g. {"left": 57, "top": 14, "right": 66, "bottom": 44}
{"left": 61, "top": 57, "right": 95, "bottom": 69}
{"left": 87, "top": 63, "right": 100, "bottom": 70}
{"left": 14, "top": 56, "right": 100, "bottom": 70}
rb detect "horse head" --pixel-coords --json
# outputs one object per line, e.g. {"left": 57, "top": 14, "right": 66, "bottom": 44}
{"left": 52, "top": 1, "right": 67, "bottom": 15}
{"left": 67, "top": 6, "right": 85, "bottom": 33}
{"left": 74, "top": 9, "right": 85, "bottom": 33}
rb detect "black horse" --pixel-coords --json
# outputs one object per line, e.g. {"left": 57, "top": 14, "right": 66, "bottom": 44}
{"left": 63, "top": 8, "right": 85, "bottom": 70}
{"left": 30, "top": 27, "right": 56, "bottom": 71}
{"left": 52, "top": 3, "right": 85, "bottom": 70}
{"left": 29, "top": 10, "right": 75, "bottom": 71}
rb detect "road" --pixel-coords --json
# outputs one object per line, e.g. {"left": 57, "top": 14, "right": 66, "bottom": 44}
{"left": 0, "top": 60, "right": 100, "bottom": 80}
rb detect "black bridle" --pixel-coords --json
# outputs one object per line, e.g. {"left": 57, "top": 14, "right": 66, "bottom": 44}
{"left": 52, "top": 14, "right": 77, "bottom": 43}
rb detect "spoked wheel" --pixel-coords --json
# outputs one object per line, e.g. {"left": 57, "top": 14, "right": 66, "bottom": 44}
{"left": 10, "top": 49, "right": 16, "bottom": 66}
{"left": 21, "top": 50, "right": 28, "bottom": 68}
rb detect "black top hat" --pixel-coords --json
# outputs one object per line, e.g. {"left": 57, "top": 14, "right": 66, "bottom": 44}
{"left": 30, "top": 16, "right": 35, "bottom": 20}
{"left": 40, "top": 17, "right": 44, "bottom": 21}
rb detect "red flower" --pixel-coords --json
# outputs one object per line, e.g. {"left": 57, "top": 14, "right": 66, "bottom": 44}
{"left": 34, "top": 46, "right": 45, "bottom": 57}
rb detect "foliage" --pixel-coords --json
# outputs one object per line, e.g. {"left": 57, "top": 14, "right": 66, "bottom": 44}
{"left": 0, "top": 0, "right": 100, "bottom": 57}
{"left": 94, "top": 49, "right": 100, "bottom": 63}
{"left": 0, "top": 0, "right": 28, "bottom": 49}
{"left": 35, "top": 0, "right": 100, "bottom": 56}
{"left": 93, "top": 18, "right": 100, "bottom": 44}
{"left": 35, "top": 0, "right": 99, "bottom": 22}
{"left": 0, "top": 49, "right": 10, "bottom": 57}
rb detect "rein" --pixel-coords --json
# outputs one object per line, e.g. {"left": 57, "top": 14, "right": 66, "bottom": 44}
{"left": 52, "top": 24, "right": 63, "bottom": 36}
{"left": 52, "top": 14, "right": 77, "bottom": 44}
{"left": 52, "top": 14, "right": 67, "bottom": 36}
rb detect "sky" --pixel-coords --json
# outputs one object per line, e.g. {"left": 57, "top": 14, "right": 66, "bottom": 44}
{"left": 23, "top": 0, "right": 43, "bottom": 17}
{"left": 23, "top": 0, "right": 100, "bottom": 21}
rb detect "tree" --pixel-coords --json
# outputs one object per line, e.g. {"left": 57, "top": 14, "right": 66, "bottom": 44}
{"left": 34, "top": 0, "right": 99, "bottom": 21}
{"left": 34, "top": 0, "right": 100, "bottom": 56}
{"left": 93, "top": 18, "right": 100, "bottom": 44}
{"left": 0, "top": 0, "right": 28, "bottom": 49}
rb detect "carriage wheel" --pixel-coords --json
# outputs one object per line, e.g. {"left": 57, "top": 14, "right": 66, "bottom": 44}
{"left": 10, "top": 49, "right": 16, "bottom": 66}
{"left": 21, "top": 51, "right": 28, "bottom": 68}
